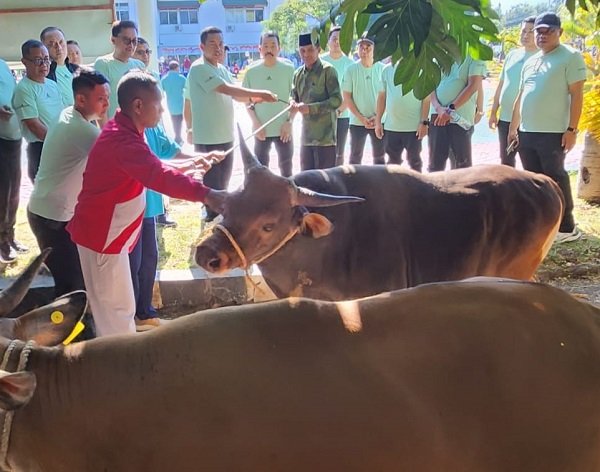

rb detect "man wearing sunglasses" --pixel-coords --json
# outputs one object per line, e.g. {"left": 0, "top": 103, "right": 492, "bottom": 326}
{"left": 12, "top": 39, "right": 63, "bottom": 183}
{"left": 94, "top": 20, "right": 145, "bottom": 118}
{"left": 508, "top": 12, "right": 587, "bottom": 244}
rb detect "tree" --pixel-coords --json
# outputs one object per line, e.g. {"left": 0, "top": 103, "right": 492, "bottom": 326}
{"left": 262, "top": 0, "right": 338, "bottom": 53}
{"left": 311, "top": 0, "right": 600, "bottom": 99}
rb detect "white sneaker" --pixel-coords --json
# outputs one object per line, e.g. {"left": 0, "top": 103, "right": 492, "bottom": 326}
{"left": 554, "top": 228, "right": 582, "bottom": 244}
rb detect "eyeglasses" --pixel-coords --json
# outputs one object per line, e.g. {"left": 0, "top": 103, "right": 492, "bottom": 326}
{"left": 118, "top": 36, "right": 138, "bottom": 46}
{"left": 136, "top": 49, "right": 152, "bottom": 55}
{"left": 24, "top": 57, "right": 51, "bottom": 66}
{"left": 535, "top": 27, "right": 558, "bottom": 36}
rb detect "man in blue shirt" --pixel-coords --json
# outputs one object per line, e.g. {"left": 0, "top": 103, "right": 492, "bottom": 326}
{"left": 161, "top": 61, "right": 187, "bottom": 144}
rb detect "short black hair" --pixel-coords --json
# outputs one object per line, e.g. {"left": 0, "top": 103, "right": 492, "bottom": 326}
{"left": 67, "top": 39, "right": 79, "bottom": 46}
{"left": 200, "top": 26, "right": 222, "bottom": 45}
{"left": 260, "top": 31, "right": 280, "bottom": 46}
{"left": 328, "top": 25, "right": 341, "bottom": 39}
{"left": 112, "top": 20, "right": 138, "bottom": 37}
{"left": 21, "top": 39, "right": 45, "bottom": 58}
{"left": 40, "top": 26, "right": 65, "bottom": 42}
{"left": 137, "top": 37, "right": 149, "bottom": 47}
{"left": 117, "top": 70, "right": 158, "bottom": 110}
{"left": 72, "top": 67, "right": 109, "bottom": 95}
{"left": 523, "top": 16, "right": 536, "bottom": 24}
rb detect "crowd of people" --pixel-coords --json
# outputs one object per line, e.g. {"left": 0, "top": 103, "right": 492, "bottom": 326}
{"left": 0, "top": 10, "right": 586, "bottom": 338}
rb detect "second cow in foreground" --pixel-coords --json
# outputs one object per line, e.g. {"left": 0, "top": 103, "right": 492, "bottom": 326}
{"left": 196, "top": 134, "right": 564, "bottom": 300}
{"left": 2, "top": 277, "right": 600, "bottom": 471}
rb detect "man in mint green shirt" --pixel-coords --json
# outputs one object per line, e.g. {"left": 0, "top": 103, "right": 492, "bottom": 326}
{"left": 13, "top": 40, "right": 63, "bottom": 183}
{"left": 321, "top": 26, "right": 354, "bottom": 165}
{"left": 41, "top": 26, "right": 78, "bottom": 107}
{"left": 94, "top": 20, "right": 145, "bottom": 118}
{"left": 161, "top": 61, "right": 187, "bottom": 144}
{"left": 374, "top": 63, "right": 430, "bottom": 172}
{"left": 508, "top": 12, "right": 587, "bottom": 243}
{"left": 488, "top": 16, "right": 537, "bottom": 166}
{"left": 184, "top": 26, "right": 276, "bottom": 221}
{"left": 342, "top": 35, "right": 384, "bottom": 164}
{"left": 243, "top": 31, "right": 294, "bottom": 177}
{"left": 429, "top": 55, "right": 486, "bottom": 171}
{"left": 0, "top": 58, "right": 24, "bottom": 263}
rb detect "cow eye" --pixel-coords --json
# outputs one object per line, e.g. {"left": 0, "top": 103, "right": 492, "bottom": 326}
{"left": 262, "top": 223, "right": 274, "bottom": 232}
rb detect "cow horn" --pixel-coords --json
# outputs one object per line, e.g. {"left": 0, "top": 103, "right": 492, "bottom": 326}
{"left": 237, "top": 124, "right": 262, "bottom": 172}
{"left": 293, "top": 186, "right": 365, "bottom": 208}
{"left": 0, "top": 248, "right": 51, "bottom": 318}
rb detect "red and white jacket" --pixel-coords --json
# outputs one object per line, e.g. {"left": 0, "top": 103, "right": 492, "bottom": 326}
{"left": 68, "top": 111, "right": 209, "bottom": 254}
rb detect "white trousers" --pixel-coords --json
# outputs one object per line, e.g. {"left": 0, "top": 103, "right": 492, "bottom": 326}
{"left": 77, "top": 245, "right": 136, "bottom": 337}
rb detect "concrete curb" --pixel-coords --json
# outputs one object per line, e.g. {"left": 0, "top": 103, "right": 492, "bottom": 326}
{"left": 1, "top": 266, "right": 276, "bottom": 317}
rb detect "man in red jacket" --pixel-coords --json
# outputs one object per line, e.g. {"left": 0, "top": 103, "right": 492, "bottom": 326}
{"left": 68, "top": 71, "right": 224, "bottom": 336}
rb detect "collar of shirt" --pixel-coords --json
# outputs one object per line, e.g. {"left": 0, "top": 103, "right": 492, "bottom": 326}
{"left": 302, "top": 58, "right": 323, "bottom": 75}
{"left": 113, "top": 110, "right": 144, "bottom": 138}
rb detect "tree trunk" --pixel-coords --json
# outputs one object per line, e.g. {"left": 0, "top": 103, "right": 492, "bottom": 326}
{"left": 577, "top": 132, "right": 600, "bottom": 203}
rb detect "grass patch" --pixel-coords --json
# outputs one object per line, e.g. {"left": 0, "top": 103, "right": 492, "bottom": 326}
{"left": 3, "top": 173, "right": 599, "bottom": 282}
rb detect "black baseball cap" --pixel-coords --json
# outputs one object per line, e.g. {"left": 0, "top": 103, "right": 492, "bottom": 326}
{"left": 357, "top": 34, "right": 374, "bottom": 45}
{"left": 534, "top": 12, "right": 561, "bottom": 29}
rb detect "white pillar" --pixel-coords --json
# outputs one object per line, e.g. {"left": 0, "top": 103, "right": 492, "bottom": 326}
{"left": 135, "top": 0, "right": 160, "bottom": 72}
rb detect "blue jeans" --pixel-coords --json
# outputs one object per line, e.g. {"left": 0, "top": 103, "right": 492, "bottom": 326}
{"left": 129, "top": 217, "right": 158, "bottom": 319}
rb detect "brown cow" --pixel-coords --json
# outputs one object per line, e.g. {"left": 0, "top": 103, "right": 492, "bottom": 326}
{"left": 196, "top": 132, "right": 564, "bottom": 300}
{"left": 1, "top": 267, "right": 600, "bottom": 470}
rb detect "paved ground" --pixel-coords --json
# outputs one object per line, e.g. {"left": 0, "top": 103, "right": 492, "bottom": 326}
{"left": 17, "top": 80, "right": 583, "bottom": 202}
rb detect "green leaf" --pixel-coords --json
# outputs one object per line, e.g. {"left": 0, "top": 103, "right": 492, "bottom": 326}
{"left": 406, "top": 0, "right": 433, "bottom": 56}
{"left": 355, "top": 12, "right": 371, "bottom": 37}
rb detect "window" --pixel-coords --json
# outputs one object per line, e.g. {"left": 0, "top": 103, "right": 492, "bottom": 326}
{"left": 226, "top": 8, "right": 264, "bottom": 23}
{"left": 159, "top": 10, "right": 178, "bottom": 25}
{"left": 180, "top": 9, "right": 198, "bottom": 24}
{"left": 115, "top": 2, "right": 130, "bottom": 21}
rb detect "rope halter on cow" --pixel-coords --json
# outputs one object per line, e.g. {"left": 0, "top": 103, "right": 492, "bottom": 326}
{"left": 214, "top": 224, "right": 299, "bottom": 271}
{"left": 0, "top": 340, "right": 36, "bottom": 472}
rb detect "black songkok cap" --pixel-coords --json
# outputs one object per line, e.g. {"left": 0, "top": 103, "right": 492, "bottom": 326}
{"left": 299, "top": 33, "right": 317, "bottom": 47}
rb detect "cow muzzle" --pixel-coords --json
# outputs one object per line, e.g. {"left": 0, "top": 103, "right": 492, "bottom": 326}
{"left": 195, "top": 245, "right": 232, "bottom": 273}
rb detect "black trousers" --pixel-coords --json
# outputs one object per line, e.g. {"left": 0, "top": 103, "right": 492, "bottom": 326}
{"left": 26, "top": 141, "right": 44, "bottom": 183}
{"left": 194, "top": 142, "right": 233, "bottom": 220}
{"left": 335, "top": 117, "right": 350, "bottom": 166}
{"left": 517, "top": 131, "right": 575, "bottom": 233}
{"left": 0, "top": 138, "right": 21, "bottom": 245}
{"left": 171, "top": 114, "right": 183, "bottom": 143}
{"left": 427, "top": 117, "right": 472, "bottom": 172}
{"left": 27, "top": 209, "right": 85, "bottom": 297}
{"left": 349, "top": 125, "right": 385, "bottom": 164}
{"left": 300, "top": 145, "right": 336, "bottom": 171}
{"left": 384, "top": 130, "right": 423, "bottom": 172}
{"left": 497, "top": 120, "right": 518, "bottom": 167}
{"left": 254, "top": 136, "right": 293, "bottom": 177}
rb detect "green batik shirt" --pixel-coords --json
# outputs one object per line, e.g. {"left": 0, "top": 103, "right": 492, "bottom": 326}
{"left": 292, "top": 58, "right": 342, "bottom": 146}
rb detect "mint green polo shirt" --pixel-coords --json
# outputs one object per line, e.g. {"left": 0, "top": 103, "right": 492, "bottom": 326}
{"left": 342, "top": 61, "right": 384, "bottom": 126}
{"left": 242, "top": 59, "right": 294, "bottom": 138}
{"left": 431, "top": 56, "right": 487, "bottom": 127}
{"left": 94, "top": 54, "right": 145, "bottom": 118}
{"left": 12, "top": 77, "right": 63, "bottom": 143}
{"left": 162, "top": 70, "right": 187, "bottom": 115}
{"left": 0, "top": 59, "right": 21, "bottom": 141}
{"left": 519, "top": 44, "right": 587, "bottom": 133}
{"left": 185, "top": 59, "right": 234, "bottom": 145}
{"left": 498, "top": 48, "right": 536, "bottom": 122}
{"left": 321, "top": 52, "right": 354, "bottom": 119}
{"left": 379, "top": 63, "right": 423, "bottom": 132}
{"left": 55, "top": 64, "right": 74, "bottom": 106}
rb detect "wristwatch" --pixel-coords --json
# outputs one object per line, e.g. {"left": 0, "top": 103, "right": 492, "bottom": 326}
{"left": 448, "top": 103, "right": 456, "bottom": 110}
{"left": 566, "top": 127, "right": 579, "bottom": 134}
{"left": 421, "top": 119, "right": 430, "bottom": 126}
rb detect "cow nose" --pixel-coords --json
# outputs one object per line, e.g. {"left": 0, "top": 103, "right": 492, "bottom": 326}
{"left": 196, "top": 245, "right": 227, "bottom": 273}
{"left": 208, "top": 257, "right": 222, "bottom": 270}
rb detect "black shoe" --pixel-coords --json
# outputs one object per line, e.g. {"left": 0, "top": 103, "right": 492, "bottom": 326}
{"left": 0, "top": 242, "right": 17, "bottom": 264}
{"left": 156, "top": 214, "right": 177, "bottom": 228}
{"left": 10, "top": 239, "right": 29, "bottom": 253}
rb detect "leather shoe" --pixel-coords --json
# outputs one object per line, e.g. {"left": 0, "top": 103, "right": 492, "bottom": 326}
{"left": 10, "top": 239, "right": 29, "bottom": 253}
{"left": 0, "top": 242, "right": 17, "bottom": 264}
{"left": 156, "top": 214, "right": 177, "bottom": 228}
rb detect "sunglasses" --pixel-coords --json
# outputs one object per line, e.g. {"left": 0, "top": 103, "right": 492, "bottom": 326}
{"left": 24, "top": 57, "right": 51, "bottom": 66}
{"left": 118, "top": 36, "right": 138, "bottom": 46}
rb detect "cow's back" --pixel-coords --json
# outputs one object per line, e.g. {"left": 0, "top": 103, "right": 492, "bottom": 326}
{"left": 260, "top": 165, "right": 563, "bottom": 299}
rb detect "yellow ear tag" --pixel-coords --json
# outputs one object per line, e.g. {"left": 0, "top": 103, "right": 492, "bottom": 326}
{"left": 51, "top": 311, "right": 64, "bottom": 324}
{"left": 62, "top": 321, "right": 85, "bottom": 346}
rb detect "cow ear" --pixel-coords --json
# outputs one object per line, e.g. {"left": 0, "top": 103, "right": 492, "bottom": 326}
{"left": 301, "top": 213, "right": 333, "bottom": 239}
{"left": 13, "top": 291, "right": 88, "bottom": 347}
{"left": 0, "top": 371, "right": 36, "bottom": 410}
